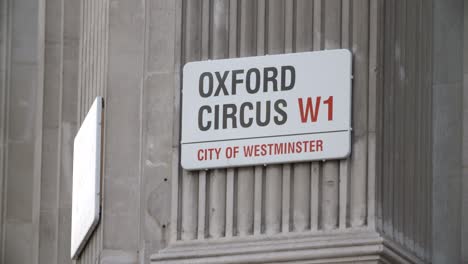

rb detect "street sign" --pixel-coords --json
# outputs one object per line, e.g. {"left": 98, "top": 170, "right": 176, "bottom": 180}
{"left": 71, "top": 97, "right": 103, "bottom": 259}
{"left": 181, "top": 49, "right": 352, "bottom": 170}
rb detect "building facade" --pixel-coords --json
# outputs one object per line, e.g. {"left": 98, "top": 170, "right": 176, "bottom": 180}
{"left": 0, "top": 0, "right": 467, "bottom": 263}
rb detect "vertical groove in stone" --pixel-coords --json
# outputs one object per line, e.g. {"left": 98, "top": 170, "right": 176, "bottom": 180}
{"left": 237, "top": 167, "right": 254, "bottom": 236}
{"left": 197, "top": 170, "right": 206, "bottom": 239}
{"left": 236, "top": 0, "right": 255, "bottom": 237}
{"left": 293, "top": 163, "right": 310, "bottom": 232}
{"left": 90, "top": 0, "right": 95, "bottom": 99}
{"left": 94, "top": 0, "right": 100, "bottom": 97}
{"left": 225, "top": 0, "right": 238, "bottom": 238}
{"left": 253, "top": 0, "right": 265, "bottom": 236}
{"left": 394, "top": 0, "right": 402, "bottom": 243}
{"left": 294, "top": 0, "right": 313, "bottom": 53}
{"left": 87, "top": 0, "right": 91, "bottom": 106}
{"left": 97, "top": 0, "right": 103, "bottom": 95}
{"left": 256, "top": 0, "right": 265, "bottom": 56}
{"left": 97, "top": 0, "right": 104, "bottom": 96}
{"left": 421, "top": 1, "right": 427, "bottom": 259}
{"left": 96, "top": 0, "right": 101, "bottom": 95}
{"left": 263, "top": 0, "right": 284, "bottom": 236}
{"left": 180, "top": 0, "right": 202, "bottom": 241}
{"left": 90, "top": 0, "right": 95, "bottom": 102}
{"left": 94, "top": 227, "right": 99, "bottom": 261}
{"left": 387, "top": 0, "right": 399, "bottom": 249}
{"left": 195, "top": 0, "right": 210, "bottom": 241}
{"left": 382, "top": 0, "right": 395, "bottom": 238}
{"left": 87, "top": 0, "right": 91, "bottom": 105}
{"left": 266, "top": 0, "right": 286, "bottom": 54}
{"left": 57, "top": 0, "right": 79, "bottom": 261}
{"left": 313, "top": 0, "right": 323, "bottom": 51}
{"left": 414, "top": 0, "right": 423, "bottom": 255}
{"left": 397, "top": 2, "right": 409, "bottom": 245}
{"left": 40, "top": 0, "right": 63, "bottom": 261}
{"left": 172, "top": 0, "right": 183, "bottom": 242}
{"left": 338, "top": 161, "right": 348, "bottom": 229}
{"left": 85, "top": 0, "right": 91, "bottom": 109}
{"left": 264, "top": 165, "right": 281, "bottom": 235}
{"left": 171, "top": 107, "right": 180, "bottom": 240}
{"left": 424, "top": 1, "right": 432, "bottom": 259}
{"left": 76, "top": 0, "right": 83, "bottom": 123}
{"left": 253, "top": 166, "right": 263, "bottom": 235}
{"left": 228, "top": 0, "right": 238, "bottom": 57}
{"left": 207, "top": 0, "right": 229, "bottom": 239}
{"left": 79, "top": 0, "right": 85, "bottom": 117}
{"left": 396, "top": 0, "right": 406, "bottom": 244}
{"left": 88, "top": 230, "right": 94, "bottom": 264}
{"left": 422, "top": 1, "right": 430, "bottom": 256}
{"left": 281, "top": 0, "right": 293, "bottom": 233}
{"left": 97, "top": 0, "right": 105, "bottom": 249}
{"left": 201, "top": 0, "right": 210, "bottom": 60}
{"left": 424, "top": 2, "right": 433, "bottom": 260}
{"left": 92, "top": 0, "right": 98, "bottom": 98}
{"left": 349, "top": 0, "right": 369, "bottom": 228}
{"left": 338, "top": 0, "right": 351, "bottom": 231}
{"left": 367, "top": 0, "right": 381, "bottom": 231}
{"left": 310, "top": 0, "right": 321, "bottom": 232}
{"left": 376, "top": 1, "right": 385, "bottom": 231}
{"left": 403, "top": 0, "right": 411, "bottom": 249}
{"left": 414, "top": 0, "right": 422, "bottom": 255}
{"left": 181, "top": 170, "right": 198, "bottom": 240}
{"left": 284, "top": 0, "right": 293, "bottom": 54}
{"left": 281, "top": 165, "right": 291, "bottom": 233}
{"left": 103, "top": 0, "right": 109, "bottom": 100}
{"left": 211, "top": 0, "right": 229, "bottom": 59}
{"left": 239, "top": 0, "right": 256, "bottom": 57}
{"left": 404, "top": 0, "right": 416, "bottom": 251}
{"left": 93, "top": 0, "right": 97, "bottom": 97}
{"left": 91, "top": 227, "right": 96, "bottom": 263}
{"left": 225, "top": 169, "right": 234, "bottom": 237}
{"left": 81, "top": 0, "right": 87, "bottom": 119}
{"left": 292, "top": 0, "right": 313, "bottom": 233}
{"left": 422, "top": 1, "right": 431, "bottom": 259}
{"left": 321, "top": 161, "right": 339, "bottom": 230}
{"left": 208, "top": 169, "right": 226, "bottom": 238}
{"left": 309, "top": 163, "right": 320, "bottom": 231}
{"left": 57, "top": 0, "right": 66, "bottom": 262}
{"left": 0, "top": 0, "right": 9, "bottom": 261}
{"left": 84, "top": 0, "right": 87, "bottom": 109}
{"left": 320, "top": 0, "right": 341, "bottom": 231}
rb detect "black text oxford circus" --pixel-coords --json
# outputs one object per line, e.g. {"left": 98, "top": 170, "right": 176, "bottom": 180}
{"left": 197, "top": 65, "right": 296, "bottom": 131}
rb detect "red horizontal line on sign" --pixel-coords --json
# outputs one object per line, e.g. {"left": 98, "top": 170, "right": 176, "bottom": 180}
{"left": 181, "top": 129, "right": 350, "bottom": 145}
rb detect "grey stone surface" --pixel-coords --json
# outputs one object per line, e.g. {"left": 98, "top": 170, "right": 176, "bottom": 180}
{"left": 4, "top": 222, "right": 33, "bottom": 264}
{"left": 0, "top": 0, "right": 78, "bottom": 263}
{"left": 463, "top": 2, "right": 468, "bottom": 263}
{"left": 102, "top": 0, "right": 144, "bottom": 252}
{"left": 463, "top": 0, "right": 468, "bottom": 258}
{"left": 432, "top": 0, "right": 464, "bottom": 263}
{"left": 433, "top": 0, "right": 464, "bottom": 85}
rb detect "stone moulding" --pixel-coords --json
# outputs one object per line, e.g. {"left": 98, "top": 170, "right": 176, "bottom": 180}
{"left": 151, "top": 228, "right": 425, "bottom": 264}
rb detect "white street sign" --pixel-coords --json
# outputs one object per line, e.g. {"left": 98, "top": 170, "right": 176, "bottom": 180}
{"left": 71, "top": 97, "right": 103, "bottom": 259}
{"left": 181, "top": 49, "right": 352, "bottom": 170}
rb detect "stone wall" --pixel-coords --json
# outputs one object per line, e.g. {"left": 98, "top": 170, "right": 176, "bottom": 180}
{"left": 377, "top": 1, "right": 432, "bottom": 262}
{"left": 0, "top": 0, "right": 466, "bottom": 263}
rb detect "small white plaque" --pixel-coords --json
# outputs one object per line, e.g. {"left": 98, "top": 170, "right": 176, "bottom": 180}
{"left": 181, "top": 49, "right": 352, "bottom": 170}
{"left": 71, "top": 97, "right": 103, "bottom": 259}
